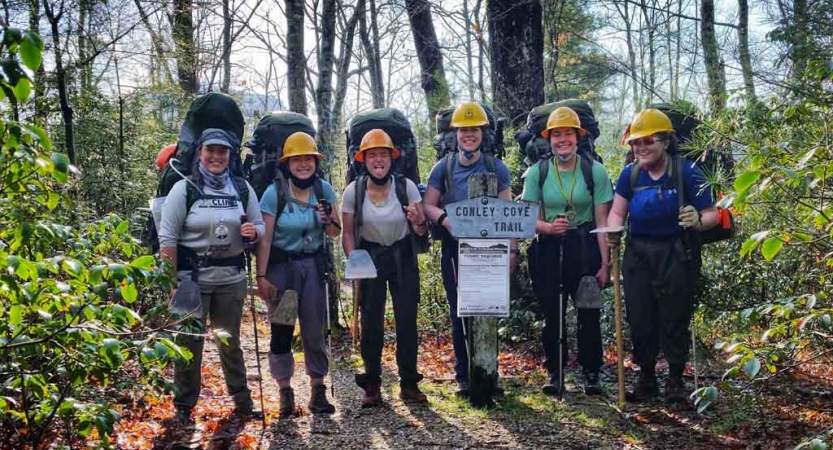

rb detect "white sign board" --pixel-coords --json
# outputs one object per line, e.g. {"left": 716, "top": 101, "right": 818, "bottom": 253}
{"left": 457, "top": 238, "right": 510, "bottom": 317}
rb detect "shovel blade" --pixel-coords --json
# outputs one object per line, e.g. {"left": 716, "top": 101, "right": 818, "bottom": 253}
{"left": 344, "top": 249, "right": 377, "bottom": 279}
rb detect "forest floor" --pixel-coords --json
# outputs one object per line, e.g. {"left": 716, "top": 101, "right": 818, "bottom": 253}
{"left": 111, "top": 300, "right": 833, "bottom": 450}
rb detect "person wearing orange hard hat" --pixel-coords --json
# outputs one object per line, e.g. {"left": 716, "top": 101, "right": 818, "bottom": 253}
{"left": 606, "top": 108, "right": 718, "bottom": 404}
{"left": 341, "top": 128, "right": 428, "bottom": 407}
{"left": 156, "top": 143, "right": 177, "bottom": 170}
{"left": 522, "top": 106, "right": 614, "bottom": 397}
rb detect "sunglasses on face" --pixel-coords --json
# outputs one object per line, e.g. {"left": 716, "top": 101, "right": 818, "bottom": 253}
{"left": 629, "top": 136, "right": 665, "bottom": 147}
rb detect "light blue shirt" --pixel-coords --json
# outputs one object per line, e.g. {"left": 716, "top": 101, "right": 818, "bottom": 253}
{"left": 260, "top": 179, "right": 338, "bottom": 253}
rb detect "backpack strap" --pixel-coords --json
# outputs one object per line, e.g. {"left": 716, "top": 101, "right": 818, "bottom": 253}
{"left": 483, "top": 152, "right": 497, "bottom": 174}
{"left": 231, "top": 176, "right": 250, "bottom": 209}
{"left": 185, "top": 176, "right": 203, "bottom": 213}
{"left": 443, "top": 152, "right": 455, "bottom": 201}
{"left": 273, "top": 171, "right": 291, "bottom": 224}
{"left": 395, "top": 175, "right": 421, "bottom": 262}
{"left": 579, "top": 155, "right": 595, "bottom": 204}
{"left": 629, "top": 161, "right": 641, "bottom": 193}
{"left": 354, "top": 175, "right": 367, "bottom": 247}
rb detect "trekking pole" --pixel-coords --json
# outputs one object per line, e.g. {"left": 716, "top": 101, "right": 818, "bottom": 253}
{"left": 558, "top": 235, "right": 565, "bottom": 401}
{"left": 240, "top": 215, "right": 266, "bottom": 427}
{"left": 692, "top": 327, "right": 698, "bottom": 391}
{"left": 610, "top": 232, "right": 626, "bottom": 408}
{"left": 319, "top": 201, "right": 335, "bottom": 398}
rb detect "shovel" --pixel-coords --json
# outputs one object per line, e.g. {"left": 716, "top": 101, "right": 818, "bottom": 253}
{"left": 344, "top": 249, "right": 377, "bottom": 348}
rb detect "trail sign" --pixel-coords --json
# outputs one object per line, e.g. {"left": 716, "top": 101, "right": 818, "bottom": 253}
{"left": 446, "top": 196, "right": 538, "bottom": 239}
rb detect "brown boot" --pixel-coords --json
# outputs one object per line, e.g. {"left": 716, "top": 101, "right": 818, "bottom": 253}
{"left": 399, "top": 384, "right": 428, "bottom": 403}
{"left": 279, "top": 387, "right": 295, "bottom": 417}
{"left": 362, "top": 381, "right": 382, "bottom": 408}
{"left": 309, "top": 384, "right": 336, "bottom": 414}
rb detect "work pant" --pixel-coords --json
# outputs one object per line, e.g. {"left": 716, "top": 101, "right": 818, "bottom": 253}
{"left": 266, "top": 256, "right": 329, "bottom": 381}
{"left": 174, "top": 279, "right": 252, "bottom": 410}
{"left": 440, "top": 237, "right": 469, "bottom": 382}
{"left": 532, "top": 228, "right": 604, "bottom": 377}
{"left": 623, "top": 234, "right": 700, "bottom": 374}
{"left": 356, "top": 238, "right": 423, "bottom": 387}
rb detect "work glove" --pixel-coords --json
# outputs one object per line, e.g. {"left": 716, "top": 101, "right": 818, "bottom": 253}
{"left": 678, "top": 205, "right": 701, "bottom": 228}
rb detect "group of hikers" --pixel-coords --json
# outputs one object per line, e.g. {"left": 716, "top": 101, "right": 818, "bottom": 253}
{"left": 154, "top": 93, "right": 719, "bottom": 424}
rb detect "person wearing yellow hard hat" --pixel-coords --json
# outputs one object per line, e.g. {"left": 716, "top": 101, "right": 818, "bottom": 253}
{"left": 422, "top": 102, "right": 515, "bottom": 397}
{"left": 255, "top": 131, "right": 340, "bottom": 417}
{"left": 521, "top": 106, "right": 614, "bottom": 397}
{"left": 606, "top": 108, "right": 718, "bottom": 404}
{"left": 341, "top": 128, "right": 428, "bottom": 407}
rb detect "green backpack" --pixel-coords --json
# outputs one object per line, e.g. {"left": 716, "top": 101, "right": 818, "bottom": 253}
{"left": 244, "top": 112, "right": 316, "bottom": 200}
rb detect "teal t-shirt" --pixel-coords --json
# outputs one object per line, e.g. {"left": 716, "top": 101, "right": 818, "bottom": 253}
{"left": 260, "top": 179, "right": 338, "bottom": 253}
{"left": 521, "top": 157, "right": 613, "bottom": 226}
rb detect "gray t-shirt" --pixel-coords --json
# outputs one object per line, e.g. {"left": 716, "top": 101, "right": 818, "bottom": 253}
{"left": 342, "top": 178, "right": 421, "bottom": 246}
{"left": 159, "top": 178, "right": 265, "bottom": 285}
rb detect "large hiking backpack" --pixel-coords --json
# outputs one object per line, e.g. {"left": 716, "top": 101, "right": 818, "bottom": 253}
{"left": 515, "top": 98, "right": 603, "bottom": 165}
{"left": 432, "top": 103, "right": 506, "bottom": 161}
{"left": 345, "top": 108, "right": 420, "bottom": 185}
{"left": 624, "top": 102, "right": 735, "bottom": 180}
{"left": 345, "top": 109, "right": 429, "bottom": 254}
{"left": 515, "top": 99, "right": 604, "bottom": 206}
{"left": 145, "top": 93, "right": 247, "bottom": 253}
{"left": 244, "top": 112, "right": 316, "bottom": 199}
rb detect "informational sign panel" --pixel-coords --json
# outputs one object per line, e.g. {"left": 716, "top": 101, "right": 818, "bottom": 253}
{"left": 446, "top": 197, "right": 538, "bottom": 239}
{"left": 457, "top": 238, "right": 510, "bottom": 317}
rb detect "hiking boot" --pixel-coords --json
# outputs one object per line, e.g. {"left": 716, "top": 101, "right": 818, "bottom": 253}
{"left": 233, "top": 402, "right": 264, "bottom": 420}
{"left": 308, "top": 384, "right": 336, "bottom": 414}
{"left": 173, "top": 407, "right": 192, "bottom": 426}
{"left": 542, "top": 375, "right": 565, "bottom": 397}
{"left": 494, "top": 380, "right": 505, "bottom": 397}
{"left": 583, "top": 371, "right": 603, "bottom": 396}
{"left": 626, "top": 370, "right": 659, "bottom": 402}
{"left": 665, "top": 376, "right": 689, "bottom": 404}
{"left": 279, "top": 387, "right": 296, "bottom": 417}
{"left": 455, "top": 381, "right": 470, "bottom": 398}
{"left": 400, "top": 384, "right": 428, "bottom": 404}
{"left": 362, "top": 381, "right": 382, "bottom": 408}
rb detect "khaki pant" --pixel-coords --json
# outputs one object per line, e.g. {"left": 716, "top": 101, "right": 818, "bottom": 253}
{"left": 173, "top": 279, "right": 252, "bottom": 410}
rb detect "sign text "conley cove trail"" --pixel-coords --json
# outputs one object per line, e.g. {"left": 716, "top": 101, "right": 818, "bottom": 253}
{"left": 446, "top": 197, "right": 539, "bottom": 239}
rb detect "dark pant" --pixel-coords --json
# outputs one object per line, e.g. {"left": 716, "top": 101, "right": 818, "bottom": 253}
{"left": 357, "top": 239, "right": 423, "bottom": 387}
{"left": 441, "top": 237, "right": 469, "bottom": 382}
{"left": 174, "top": 279, "right": 252, "bottom": 410}
{"left": 623, "top": 234, "right": 700, "bottom": 374}
{"left": 532, "top": 229, "right": 604, "bottom": 377}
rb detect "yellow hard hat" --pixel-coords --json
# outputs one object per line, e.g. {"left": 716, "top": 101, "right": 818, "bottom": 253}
{"left": 279, "top": 132, "right": 324, "bottom": 163}
{"left": 451, "top": 102, "right": 489, "bottom": 128}
{"left": 541, "top": 107, "right": 586, "bottom": 138}
{"left": 355, "top": 129, "right": 400, "bottom": 162}
{"left": 625, "top": 108, "right": 674, "bottom": 143}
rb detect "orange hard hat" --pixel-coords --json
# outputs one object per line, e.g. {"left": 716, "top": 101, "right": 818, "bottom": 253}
{"left": 355, "top": 129, "right": 400, "bottom": 163}
{"left": 156, "top": 143, "right": 177, "bottom": 170}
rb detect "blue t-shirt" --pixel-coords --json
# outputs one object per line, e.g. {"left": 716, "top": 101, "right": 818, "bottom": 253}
{"left": 260, "top": 179, "right": 338, "bottom": 253}
{"left": 427, "top": 154, "right": 512, "bottom": 204}
{"left": 616, "top": 160, "right": 713, "bottom": 237}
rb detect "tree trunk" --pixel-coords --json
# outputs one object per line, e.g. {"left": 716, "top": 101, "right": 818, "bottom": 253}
{"left": 474, "top": 0, "right": 486, "bottom": 103}
{"left": 221, "top": 0, "right": 232, "bottom": 92}
{"left": 43, "top": 0, "right": 75, "bottom": 164}
{"left": 488, "top": 0, "right": 544, "bottom": 124}
{"left": 286, "top": 0, "right": 307, "bottom": 115}
{"left": 333, "top": 0, "right": 363, "bottom": 128}
{"left": 30, "top": 0, "right": 46, "bottom": 123}
{"left": 173, "top": 0, "right": 197, "bottom": 95}
{"left": 737, "top": 0, "right": 755, "bottom": 101}
{"left": 315, "top": 0, "right": 337, "bottom": 163}
{"left": 133, "top": 0, "right": 172, "bottom": 84}
{"left": 463, "top": 0, "right": 474, "bottom": 100}
{"left": 792, "top": 0, "right": 808, "bottom": 78}
{"left": 638, "top": 0, "right": 655, "bottom": 105}
{"left": 700, "top": 0, "right": 726, "bottom": 113}
{"left": 360, "top": 0, "right": 384, "bottom": 108}
{"left": 404, "top": 0, "right": 450, "bottom": 120}
{"left": 615, "top": 0, "right": 640, "bottom": 113}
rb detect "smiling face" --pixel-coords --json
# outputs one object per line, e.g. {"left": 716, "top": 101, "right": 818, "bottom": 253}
{"left": 548, "top": 127, "right": 578, "bottom": 160}
{"left": 630, "top": 133, "right": 670, "bottom": 167}
{"left": 364, "top": 148, "right": 392, "bottom": 179}
{"left": 456, "top": 126, "right": 483, "bottom": 152}
{"left": 199, "top": 144, "right": 231, "bottom": 174}
{"left": 288, "top": 155, "right": 317, "bottom": 179}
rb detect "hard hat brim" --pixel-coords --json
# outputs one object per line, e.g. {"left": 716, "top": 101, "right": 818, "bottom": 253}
{"left": 541, "top": 126, "right": 587, "bottom": 138}
{"left": 355, "top": 147, "right": 401, "bottom": 163}
{"left": 278, "top": 152, "right": 325, "bottom": 164}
